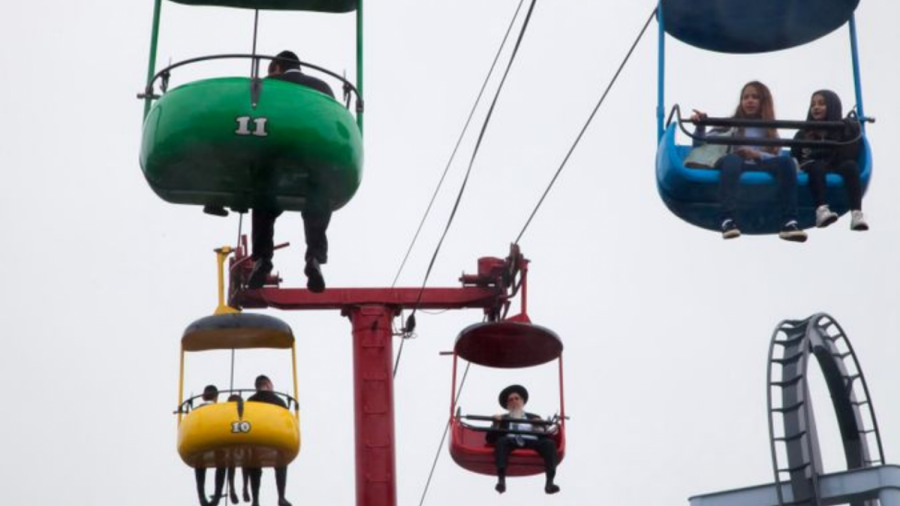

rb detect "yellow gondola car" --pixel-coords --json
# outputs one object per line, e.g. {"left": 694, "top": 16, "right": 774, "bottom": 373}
{"left": 177, "top": 312, "right": 301, "bottom": 468}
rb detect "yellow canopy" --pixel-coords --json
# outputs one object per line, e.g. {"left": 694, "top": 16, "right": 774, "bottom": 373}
{"left": 182, "top": 313, "right": 294, "bottom": 352}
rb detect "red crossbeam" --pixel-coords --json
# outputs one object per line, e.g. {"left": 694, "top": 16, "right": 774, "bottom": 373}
{"left": 235, "top": 286, "right": 505, "bottom": 311}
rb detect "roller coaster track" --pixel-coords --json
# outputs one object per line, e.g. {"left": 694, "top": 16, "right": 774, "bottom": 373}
{"left": 767, "top": 314, "right": 885, "bottom": 506}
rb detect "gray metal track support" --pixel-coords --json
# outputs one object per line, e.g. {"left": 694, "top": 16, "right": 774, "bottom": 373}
{"left": 689, "top": 465, "right": 900, "bottom": 506}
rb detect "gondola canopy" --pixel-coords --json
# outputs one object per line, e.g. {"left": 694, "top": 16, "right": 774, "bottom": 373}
{"left": 661, "top": 0, "right": 860, "bottom": 53}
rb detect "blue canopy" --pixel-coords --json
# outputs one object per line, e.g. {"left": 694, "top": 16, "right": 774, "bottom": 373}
{"left": 661, "top": 0, "right": 859, "bottom": 53}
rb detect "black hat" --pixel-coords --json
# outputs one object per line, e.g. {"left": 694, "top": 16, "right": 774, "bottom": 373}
{"left": 498, "top": 384, "right": 529, "bottom": 408}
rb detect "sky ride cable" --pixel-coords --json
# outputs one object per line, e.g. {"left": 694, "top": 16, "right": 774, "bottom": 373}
{"left": 390, "top": 0, "right": 528, "bottom": 290}
{"left": 404, "top": 0, "right": 539, "bottom": 337}
{"left": 417, "top": 362, "right": 471, "bottom": 506}
{"left": 391, "top": 0, "right": 528, "bottom": 380}
{"left": 514, "top": 6, "right": 657, "bottom": 245}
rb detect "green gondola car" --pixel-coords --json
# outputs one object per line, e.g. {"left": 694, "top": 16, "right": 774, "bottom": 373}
{"left": 140, "top": 77, "right": 363, "bottom": 212}
{"left": 168, "top": 0, "right": 357, "bottom": 12}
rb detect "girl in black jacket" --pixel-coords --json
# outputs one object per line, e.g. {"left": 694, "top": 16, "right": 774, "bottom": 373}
{"left": 792, "top": 90, "right": 868, "bottom": 231}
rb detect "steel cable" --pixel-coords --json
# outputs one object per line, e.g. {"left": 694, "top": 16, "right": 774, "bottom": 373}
{"left": 515, "top": 7, "right": 657, "bottom": 244}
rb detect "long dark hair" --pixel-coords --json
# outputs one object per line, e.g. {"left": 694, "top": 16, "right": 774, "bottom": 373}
{"left": 801, "top": 89, "right": 843, "bottom": 140}
{"left": 733, "top": 81, "right": 779, "bottom": 154}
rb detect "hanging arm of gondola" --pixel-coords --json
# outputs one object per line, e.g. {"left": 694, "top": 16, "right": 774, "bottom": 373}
{"left": 667, "top": 104, "right": 869, "bottom": 149}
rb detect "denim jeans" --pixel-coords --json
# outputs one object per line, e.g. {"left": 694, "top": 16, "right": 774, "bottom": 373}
{"left": 717, "top": 153, "right": 798, "bottom": 223}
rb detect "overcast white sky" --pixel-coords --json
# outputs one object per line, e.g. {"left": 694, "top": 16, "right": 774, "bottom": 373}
{"left": 2, "top": 1, "right": 900, "bottom": 505}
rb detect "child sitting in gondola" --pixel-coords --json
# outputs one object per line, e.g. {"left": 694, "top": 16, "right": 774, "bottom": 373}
{"left": 791, "top": 89, "right": 868, "bottom": 231}
{"left": 691, "top": 81, "right": 807, "bottom": 242}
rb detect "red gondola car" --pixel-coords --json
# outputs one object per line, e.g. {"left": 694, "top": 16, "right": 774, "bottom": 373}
{"left": 448, "top": 317, "right": 566, "bottom": 476}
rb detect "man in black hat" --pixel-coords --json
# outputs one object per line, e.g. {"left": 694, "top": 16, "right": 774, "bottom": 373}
{"left": 248, "top": 50, "right": 336, "bottom": 294}
{"left": 246, "top": 375, "right": 292, "bottom": 506}
{"left": 487, "top": 384, "right": 560, "bottom": 494}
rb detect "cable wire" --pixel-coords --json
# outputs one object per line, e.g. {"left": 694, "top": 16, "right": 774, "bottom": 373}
{"left": 408, "top": 0, "right": 539, "bottom": 328}
{"left": 515, "top": 7, "right": 657, "bottom": 244}
{"left": 390, "top": 0, "right": 528, "bottom": 289}
{"left": 235, "top": 212, "right": 244, "bottom": 251}
{"left": 392, "top": 0, "right": 534, "bottom": 380}
{"left": 417, "top": 362, "right": 471, "bottom": 506}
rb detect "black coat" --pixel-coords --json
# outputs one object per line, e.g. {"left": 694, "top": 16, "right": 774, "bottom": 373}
{"left": 792, "top": 89, "right": 861, "bottom": 169}
{"left": 485, "top": 412, "right": 545, "bottom": 444}
{"left": 273, "top": 69, "right": 335, "bottom": 99}
{"left": 248, "top": 390, "right": 288, "bottom": 409}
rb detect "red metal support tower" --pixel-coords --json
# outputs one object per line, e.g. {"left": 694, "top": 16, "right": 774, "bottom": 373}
{"left": 229, "top": 239, "right": 530, "bottom": 506}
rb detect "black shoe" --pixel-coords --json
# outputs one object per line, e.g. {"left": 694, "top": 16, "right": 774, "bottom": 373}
{"left": 721, "top": 219, "right": 740, "bottom": 239}
{"left": 278, "top": 500, "right": 292, "bottom": 506}
{"left": 248, "top": 259, "right": 273, "bottom": 289}
{"left": 304, "top": 259, "right": 325, "bottom": 293}
{"left": 495, "top": 482, "right": 506, "bottom": 494}
{"left": 242, "top": 490, "right": 251, "bottom": 503}
{"left": 778, "top": 221, "right": 808, "bottom": 243}
{"left": 545, "top": 484, "right": 560, "bottom": 494}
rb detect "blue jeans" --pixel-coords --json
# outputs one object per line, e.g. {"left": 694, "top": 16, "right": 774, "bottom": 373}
{"left": 716, "top": 153, "right": 798, "bottom": 223}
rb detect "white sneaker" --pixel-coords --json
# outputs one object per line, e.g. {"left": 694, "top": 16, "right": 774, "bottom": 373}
{"left": 851, "top": 210, "right": 869, "bottom": 231}
{"left": 815, "top": 205, "right": 839, "bottom": 228}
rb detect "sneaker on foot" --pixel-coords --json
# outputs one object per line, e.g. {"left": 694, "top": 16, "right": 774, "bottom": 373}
{"left": 495, "top": 482, "right": 506, "bottom": 494}
{"left": 278, "top": 499, "right": 292, "bottom": 506}
{"left": 851, "top": 210, "right": 869, "bottom": 231}
{"left": 305, "top": 259, "right": 326, "bottom": 293}
{"left": 721, "top": 219, "right": 740, "bottom": 239}
{"left": 247, "top": 259, "right": 273, "bottom": 289}
{"left": 545, "top": 484, "right": 561, "bottom": 494}
{"left": 779, "top": 221, "right": 808, "bottom": 243}
{"left": 815, "top": 205, "right": 839, "bottom": 228}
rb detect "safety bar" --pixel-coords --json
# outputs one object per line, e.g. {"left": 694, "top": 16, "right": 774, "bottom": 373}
{"left": 139, "top": 53, "right": 363, "bottom": 114}
{"left": 459, "top": 423, "right": 558, "bottom": 438}
{"left": 667, "top": 104, "right": 868, "bottom": 149}
{"left": 461, "top": 414, "right": 558, "bottom": 426}
{"left": 175, "top": 388, "right": 299, "bottom": 414}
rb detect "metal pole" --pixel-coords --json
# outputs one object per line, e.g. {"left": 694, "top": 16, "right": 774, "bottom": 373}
{"left": 178, "top": 348, "right": 185, "bottom": 425}
{"left": 557, "top": 355, "right": 566, "bottom": 423}
{"left": 656, "top": 2, "right": 665, "bottom": 141}
{"left": 291, "top": 343, "right": 300, "bottom": 419}
{"left": 356, "top": 0, "right": 364, "bottom": 135}
{"left": 848, "top": 13, "right": 866, "bottom": 132}
{"left": 144, "top": 0, "right": 163, "bottom": 119}
{"left": 450, "top": 353, "right": 458, "bottom": 418}
{"left": 349, "top": 305, "right": 397, "bottom": 506}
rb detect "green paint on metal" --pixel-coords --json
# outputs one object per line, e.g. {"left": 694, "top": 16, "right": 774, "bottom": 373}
{"left": 168, "top": 0, "right": 357, "bottom": 12}
{"left": 141, "top": 77, "right": 363, "bottom": 212}
{"left": 356, "top": 0, "right": 363, "bottom": 135}
{"left": 144, "top": 0, "right": 163, "bottom": 119}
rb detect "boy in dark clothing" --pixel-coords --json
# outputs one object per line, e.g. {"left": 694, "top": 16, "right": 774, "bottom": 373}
{"left": 246, "top": 375, "right": 292, "bottom": 506}
{"left": 248, "top": 50, "right": 336, "bottom": 293}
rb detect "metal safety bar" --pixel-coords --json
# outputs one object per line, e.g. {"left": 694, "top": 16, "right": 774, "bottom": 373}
{"left": 175, "top": 388, "right": 299, "bottom": 414}
{"left": 139, "top": 53, "right": 363, "bottom": 113}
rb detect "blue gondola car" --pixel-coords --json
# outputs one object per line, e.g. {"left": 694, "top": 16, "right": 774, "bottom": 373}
{"left": 655, "top": 0, "right": 872, "bottom": 234}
